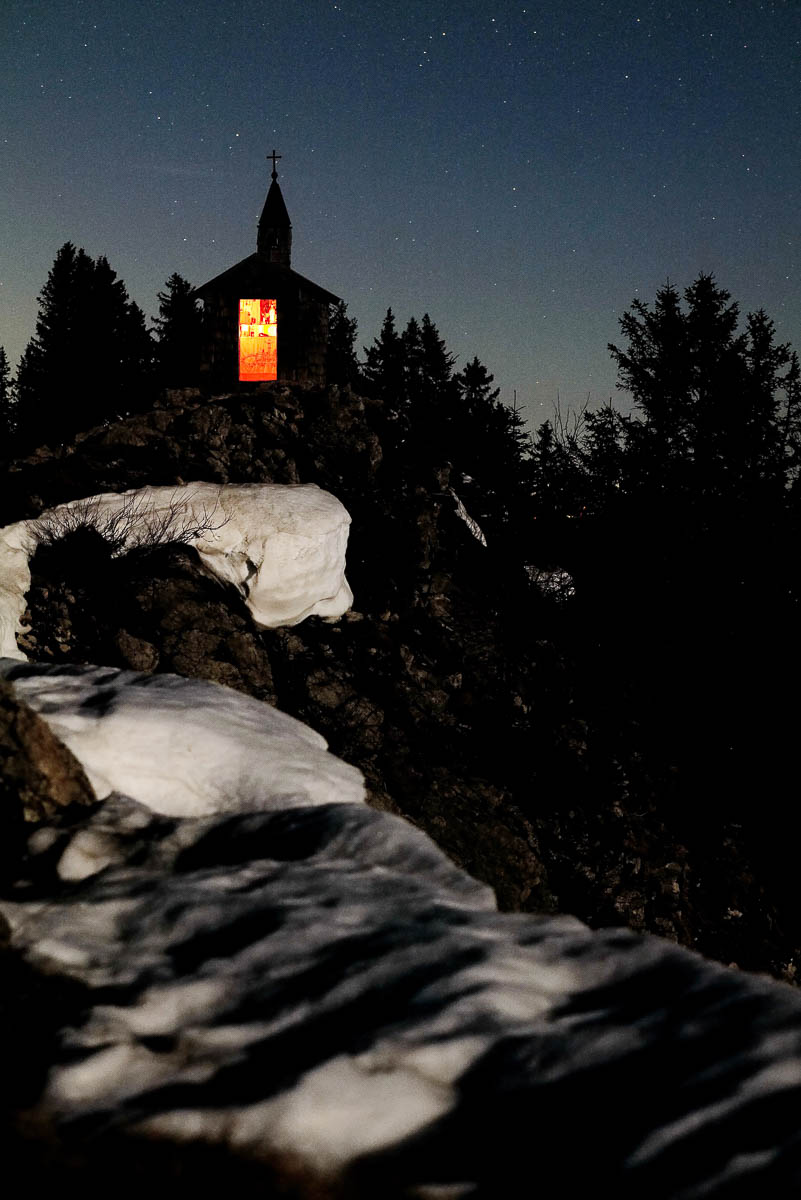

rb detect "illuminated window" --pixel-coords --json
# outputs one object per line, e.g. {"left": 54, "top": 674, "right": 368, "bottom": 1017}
{"left": 239, "top": 298, "right": 277, "bottom": 381}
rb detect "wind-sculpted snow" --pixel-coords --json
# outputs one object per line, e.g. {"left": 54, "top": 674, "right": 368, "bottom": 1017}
{"left": 0, "top": 481, "right": 353, "bottom": 659}
{"left": 3, "top": 667, "right": 801, "bottom": 1195}
{"left": 5, "top": 794, "right": 801, "bottom": 1196}
{"left": 0, "top": 660, "right": 365, "bottom": 819}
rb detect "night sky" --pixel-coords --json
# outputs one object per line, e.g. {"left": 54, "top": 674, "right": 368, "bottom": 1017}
{"left": 2, "top": 0, "right": 799, "bottom": 428}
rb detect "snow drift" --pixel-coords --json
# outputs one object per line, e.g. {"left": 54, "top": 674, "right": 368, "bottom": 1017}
{"left": 0, "top": 659, "right": 365, "bottom": 820}
{"left": 3, "top": 750, "right": 801, "bottom": 1195}
{"left": 0, "top": 482, "right": 353, "bottom": 659}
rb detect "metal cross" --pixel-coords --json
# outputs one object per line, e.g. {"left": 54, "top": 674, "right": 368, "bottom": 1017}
{"left": 267, "top": 149, "right": 282, "bottom": 179}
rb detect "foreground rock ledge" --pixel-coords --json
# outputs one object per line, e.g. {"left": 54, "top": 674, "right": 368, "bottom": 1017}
{"left": 1, "top": 663, "right": 801, "bottom": 1196}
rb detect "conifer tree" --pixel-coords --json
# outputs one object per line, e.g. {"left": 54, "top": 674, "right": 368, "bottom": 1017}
{"left": 153, "top": 272, "right": 202, "bottom": 387}
{"left": 16, "top": 244, "right": 93, "bottom": 443}
{"left": 580, "top": 403, "right": 630, "bottom": 514}
{"left": 363, "top": 308, "right": 406, "bottom": 411}
{"left": 15, "top": 243, "right": 154, "bottom": 447}
{"left": 450, "top": 357, "right": 532, "bottom": 533}
{"left": 406, "top": 314, "right": 460, "bottom": 469}
{"left": 419, "top": 313, "right": 455, "bottom": 393}
{"left": 0, "top": 346, "right": 13, "bottom": 450}
{"left": 120, "top": 299, "right": 156, "bottom": 411}
{"left": 529, "top": 418, "right": 585, "bottom": 521}
{"left": 401, "top": 316, "right": 425, "bottom": 399}
{"left": 608, "top": 274, "right": 796, "bottom": 503}
{"left": 457, "top": 356, "right": 501, "bottom": 409}
{"left": 326, "top": 300, "right": 360, "bottom": 388}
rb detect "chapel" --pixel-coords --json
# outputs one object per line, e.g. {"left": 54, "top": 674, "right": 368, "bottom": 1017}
{"left": 195, "top": 153, "right": 340, "bottom": 387}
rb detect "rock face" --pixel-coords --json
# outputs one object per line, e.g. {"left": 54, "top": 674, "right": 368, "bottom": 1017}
{"left": 0, "top": 679, "right": 95, "bottom": 877}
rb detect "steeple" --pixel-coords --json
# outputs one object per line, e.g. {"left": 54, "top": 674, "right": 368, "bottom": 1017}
{"left": 257, "top": 149, "right": 292, "bottom": 266}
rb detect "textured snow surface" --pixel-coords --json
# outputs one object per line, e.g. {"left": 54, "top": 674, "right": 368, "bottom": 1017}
{"left": 0, "top": 481, "right": 353, "bottom": 659}
{"left": 0, "top": 660, "right": 365, "bottom": 818}
{"left": 3, "top": 666, "right": 801, "bottom": 1194}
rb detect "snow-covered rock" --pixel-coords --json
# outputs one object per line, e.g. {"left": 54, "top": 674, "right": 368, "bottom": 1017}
{"left": 5, "top": 789, "right": 801, "bottom": 1196}
{"left": 3, "top": 661, "right": 801, "bottom": 1195}
{"left": 449, "top": 488, "right": 487, "bottom": 547}
{"left": 0, "top": 482, "right": 353, "bottom": 659}
{"left": 0, "top": 660, "right": 365, "bottom": 818}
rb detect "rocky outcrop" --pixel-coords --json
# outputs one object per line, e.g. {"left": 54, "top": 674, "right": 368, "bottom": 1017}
{"left": 1, "top": 672, "right": 801, "bottom": 1196}
{"left": 4, "top": 382, "right": 801, "bottom": 1195}
{"left": 1, "top": 480, "right": 354, "bottom": 658}
{"left": 5, "top": 382, "right": 801, "bottom": 982}
{"left": 1, "top": 384, "right": 382, "bottom": 525}
{"left": 0, "top": 680, "right": 95, "bottom": 876}
{"left": 15, "top": 490, "right": 799, "bottom": 982}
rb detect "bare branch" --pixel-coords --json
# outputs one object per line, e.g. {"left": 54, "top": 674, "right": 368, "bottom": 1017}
{"left": 28, "top": 490, "right": 230, "bottom": 558}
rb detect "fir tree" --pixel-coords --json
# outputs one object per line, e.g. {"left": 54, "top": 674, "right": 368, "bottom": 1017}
{"left": 406, "top": 314, "right": 460, "bottom": 469}
{"left": 529, "top": 418, "right": 585, "bottom": 522}
{"left": 153, "top": 273, "right": 202, "bottom": 387}
{"left": 0, "top": 345, "right": 13, "bottom": 450}
{"left": 580, "top": 403, "right": 630, "bottom": 514}
{"left": 363, "top": 308, "right": 407, "bottom": 411}
{"left": 16, "top": 244, "right": 91, "bottom": 444}
{"left": 401, "top": 316, "right": 425, "bottom": 399}
{"left": 120, "top": 298, "right": 156, "bottom": 411}
{"left": 15, "top": 243, "right": 155, "bottom": 447}
{"left": 450, "top": 358, "right": 532, "bottom": 534}
{"left": 326, "top": 300, "right": 360, "bottom": 388}
{"left": 456, "top": 356, "right": 501, "bottom": 410}
{"left": 364, "top": 310, "right": 532, "bottom": 536}
{"left": 419, "top": 313, "right": 455, "bottom": 393}
{"left": 609, "top": 274, "right": 797, "bottom": 504}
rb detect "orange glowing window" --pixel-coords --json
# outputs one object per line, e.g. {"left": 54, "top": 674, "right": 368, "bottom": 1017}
{"left": 239, "top": 298, "right": 277, "bottom": 381}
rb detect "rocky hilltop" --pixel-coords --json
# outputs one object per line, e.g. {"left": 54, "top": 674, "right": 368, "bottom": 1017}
{"left": 4, "top": 382, "right": 801, "bottom": 1195}
{"left": 3, "top": 383, "right": 797, "bottom": 979}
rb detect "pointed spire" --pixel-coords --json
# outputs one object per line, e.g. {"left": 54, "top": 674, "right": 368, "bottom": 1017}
{"left": 257, "top": 149, "right": 292, "bottom": 265}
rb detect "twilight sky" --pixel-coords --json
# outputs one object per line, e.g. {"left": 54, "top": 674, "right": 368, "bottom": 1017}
{"left": 1, "top": 0, "right": 799, "bottom": 428}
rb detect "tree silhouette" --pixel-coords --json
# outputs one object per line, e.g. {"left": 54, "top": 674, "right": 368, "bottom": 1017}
{"left": 0, "top": 346, "right": 13, "bottom": 450}
{"left": 419, "top": 313, "right": 455, "bottom": 393}
{"left": 16, "top": 244, "right": 94, "bottom": 444}
{"left": 404, "top": 314, "right": 461, "bottom": 471}
{"left": 457, "top": 356, "right": 500, "bottom": 409}
{"left": 580, "top": 403, "right": 630, "bottom": 515}
{"left": 451, "top": 358, "right": 531, "bottom": 536}
{"left": 363, "top": 308, "right": 406, "bottom": 410}
{"left": 153, "top": 273, "right": 202, "bottom": 387}
{"left": 15, "top": 243, "right": 155, "bottom": 448}
{"left": 529, "top": 418, "right": 585, "bottom": 522}
{"left": 608, "top": 274, "right": 798, "bottom": 505}
{"left": 326, "top": 300, "right": 360, "bottom": 388}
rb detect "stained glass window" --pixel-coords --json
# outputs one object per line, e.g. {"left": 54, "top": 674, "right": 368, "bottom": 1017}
{"left": 239, "top": 298, "right": 277, "bottom": 381}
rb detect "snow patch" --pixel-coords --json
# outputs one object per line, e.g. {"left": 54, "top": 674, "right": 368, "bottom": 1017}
{"left": 0, "top": 660, "right": 365, "bottom": 818}
{"left": 449, "top": 489, "right": 487, "bottom": 547}
{"left": 0, "top": 481, "right": 353, "bottom": 659}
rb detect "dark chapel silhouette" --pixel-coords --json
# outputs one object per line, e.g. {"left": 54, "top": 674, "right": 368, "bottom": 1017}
{"left": 195, "top": 152, "right": 340, "bottom": 386}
